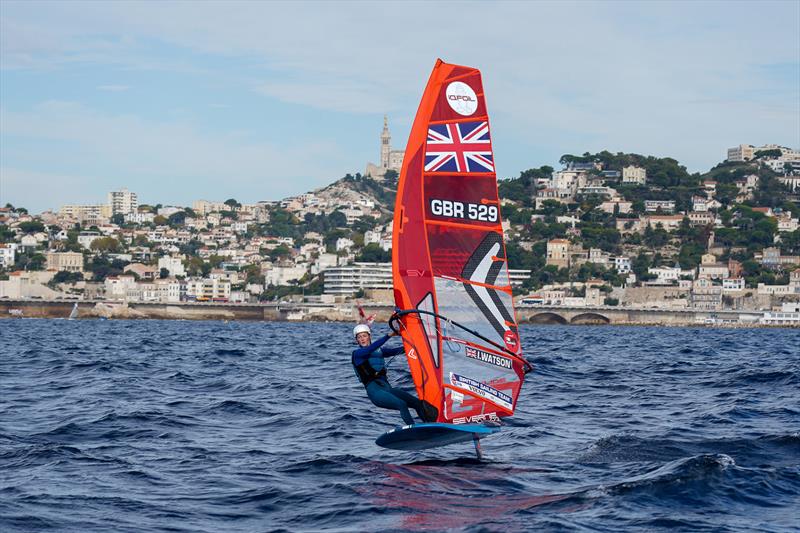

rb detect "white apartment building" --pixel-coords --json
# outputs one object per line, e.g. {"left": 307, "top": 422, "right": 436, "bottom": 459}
{"left": 599, "top": 200, "right": 632, "bottom": 215}
{"left": 341, "top": 207, "right": 366, "bottom": 224}
{"left": 507, "top": 269, "right": 532, "bottom": 287}
{"left": 614, "top": 256, "right": 632, "bottom": 274}
{"left": 777, "top": 214, "right": 799, "bottom": 233}
{"left": 364, "top": 230, "right": 381, "bottom": 246}
{"left": 311, "top": 253, "right": 339, "bottom": 275}
{"left": 192, "top": 200, "right": 226, "bottom": 215}
{"left": 336, "top": 237, "right": 355, "bottom": 252}
{"left": 108, "top": 188, "right": 138, "bottom": 215}
{"left": 622, "top": 165, "right": 647, "bottom": 184}
{"left": 0, "top": 243, "right": 17, "bottom": 267}
{"left": 587, "top": 248, "right": 611, "bottom": 267}
{"left": 125, "top": 212, "right": 155, "bottom": 224}
{"left": 158, "top": 255, "right": 186, "bottom": 277}
{"left": 722, "top": 278, "right": 745, "bottom": 292}
{"left": 692, "top": 196, "right": 708, "bottom": 212}
{"left": 264, "top": 264, "right": 308, "bottom": 286}
{"left": 551, "top": 169, "right": 585, "bottom": 192}
{"left": 648, "top": 266, "right": 693, "bottom": 284}
{"left": 105, "top": 275, "right": 138, "bottom": 300}
{"left": 232, "top": 222, "right": 249, "bottom": 234}
{"left": 644, "top": 200, "right": 676, "bottom": 213}
{"left": 778, "top": 176, "right": 800, "bottom": 191}
{"left": 59, "top": 204, "right": 112, "bottom": 225}
{"left": 323, "top": 262, "right": 393, "bottom": 295}
{"left": 77, "top": 231, "right": 103, "bottom": 249}
{"left": 727, "top": 144, "right": 755, "bottom": 162}
{"left": 186, "top": 278, "right": 232, "bottom": 301}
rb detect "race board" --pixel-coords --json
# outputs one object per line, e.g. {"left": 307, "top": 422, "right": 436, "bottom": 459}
{"left": 375, "top": 423, "right": 500, "bottom": 451}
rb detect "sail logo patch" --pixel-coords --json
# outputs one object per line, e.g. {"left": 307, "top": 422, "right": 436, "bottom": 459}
{"left": 503, "top": 330, "right": 519, "bottom": 351}
{"left": 445, "top": 82, "right": 478, "bottom": 116}
{"left": 465, "top": 346, "right": 512, "bottom": 369}
{"left": 450, "top": 373, "right": 513, "bottom": 410}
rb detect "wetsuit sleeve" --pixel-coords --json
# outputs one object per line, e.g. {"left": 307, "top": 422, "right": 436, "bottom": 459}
{"left": 352, "top": 334, "right": 391, "bottom": 364}
{"left": 381, "top": 345, "right": 405, "bottom": 357}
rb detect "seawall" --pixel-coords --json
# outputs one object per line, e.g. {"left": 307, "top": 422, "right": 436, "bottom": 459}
{"left": 0, "top": 299, "right": 794, "bottom": 327}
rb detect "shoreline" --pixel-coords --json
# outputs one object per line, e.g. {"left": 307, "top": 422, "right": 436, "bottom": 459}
{"left": 1, "top": 299, "right": 796, "bottom": 328}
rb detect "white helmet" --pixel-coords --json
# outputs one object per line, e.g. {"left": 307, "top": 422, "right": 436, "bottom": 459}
{"left": 353, "top": 324, "right": 371, "bottom": 337}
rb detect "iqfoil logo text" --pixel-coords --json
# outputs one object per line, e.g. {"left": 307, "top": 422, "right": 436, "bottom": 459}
{"left": 445, "top": 81, "right": 478, "bottom": 116}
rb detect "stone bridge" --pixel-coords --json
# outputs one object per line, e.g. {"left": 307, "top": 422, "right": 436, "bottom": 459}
{"left": 515, "top": 305, "right": 756, "bottom": 326}
{"left": 359, "top": 303, "right": 761, "bottom": 326}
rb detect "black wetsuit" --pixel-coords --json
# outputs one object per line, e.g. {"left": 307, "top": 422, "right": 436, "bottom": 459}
{"left": 352, "top": 334, "right": 426, "bottom": 426}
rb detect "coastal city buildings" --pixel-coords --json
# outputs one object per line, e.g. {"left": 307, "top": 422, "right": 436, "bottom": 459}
{"left": 108, "top": 188, "right": 138, "bottom": 216}
{"left": 1, "top": 141, "right": 798, "bottom": 323}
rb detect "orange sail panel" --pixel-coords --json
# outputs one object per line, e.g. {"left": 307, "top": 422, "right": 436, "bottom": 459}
{"left": 392, "top": 59, "right": 527, "bottom": 424}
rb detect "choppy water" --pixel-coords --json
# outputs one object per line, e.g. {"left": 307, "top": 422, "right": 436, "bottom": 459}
{"left": 1, "top": 320, "right": 798, "bottom": 532}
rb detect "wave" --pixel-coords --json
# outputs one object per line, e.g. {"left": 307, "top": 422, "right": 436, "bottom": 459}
{"left": 712, "top": 369, "right": 799, "bottom": 388}
{"left": 580, "top": 432, "right": 800, "bottom": 469}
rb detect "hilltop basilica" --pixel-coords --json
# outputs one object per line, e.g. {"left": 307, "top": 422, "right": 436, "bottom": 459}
{"left": 365, "top": 116, "right": 405, "bottom": 180}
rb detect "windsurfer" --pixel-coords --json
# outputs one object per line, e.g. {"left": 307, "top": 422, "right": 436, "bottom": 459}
{"left": 351, "top": 324, "right": 427, "bottom": 426}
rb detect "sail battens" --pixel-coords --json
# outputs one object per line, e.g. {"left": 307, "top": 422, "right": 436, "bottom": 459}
{"left": 425, "top": 219, "right": 503, "bottom": 232}
{"left": 393, "top": 59, "right": 527, "bottom": 424}
{"left": 436, "top": 274, "right": 511, "bottom": 293}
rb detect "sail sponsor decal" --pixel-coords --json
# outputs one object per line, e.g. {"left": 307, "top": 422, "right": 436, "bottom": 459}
{"left": 450, "top": 373, "right": 513, "bottom": 411}
{"left": 452, "top": 412, "right": 500, "bottom": 425}
{"left": 503, "top": 330, "right": 519, "bottom": 351}
{"left": 425, "top": 121, "right": 493, "bottom": 172}
{"left": 465, "top": 345, "right": 513, "bottom": 369}
{"left": 445, "top": 81, "right": 478, "bottom": 116}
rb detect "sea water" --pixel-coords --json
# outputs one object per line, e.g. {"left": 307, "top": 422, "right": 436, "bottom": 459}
{"left": 1, "top": 320, "right": 798, "bottom": 531}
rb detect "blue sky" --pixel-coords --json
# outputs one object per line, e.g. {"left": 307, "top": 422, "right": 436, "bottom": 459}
{"left": 1, "top": 0, "right": 798, "bottom": 213}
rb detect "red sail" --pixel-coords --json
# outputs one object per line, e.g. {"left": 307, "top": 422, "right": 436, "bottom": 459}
{"left": 392, "top": 59, "right": 528, "bottom": 424}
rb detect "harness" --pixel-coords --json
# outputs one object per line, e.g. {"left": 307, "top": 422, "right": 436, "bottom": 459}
{"left": 352, "top": 353, "right": 387, "bottom": 386}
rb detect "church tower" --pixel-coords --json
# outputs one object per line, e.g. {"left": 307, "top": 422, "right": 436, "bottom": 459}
{"left": 380, "top": 115, "right": 391, "bottom": 169}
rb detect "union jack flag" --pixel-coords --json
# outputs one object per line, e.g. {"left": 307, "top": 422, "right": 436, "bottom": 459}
{"left": 425, "top": 121, "right": 494, "bottom": 173}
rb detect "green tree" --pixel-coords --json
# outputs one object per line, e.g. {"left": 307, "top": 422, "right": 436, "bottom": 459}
{"left": 356, "top": 243, "right": 391, "bottom": 262}
{"left": 168, "top": 211, "right": 187, "bottom": 226}
{"left": 268, "top": 245, "right": 293, "bottom": 261}
{"left": 329, "top": 210, "right": 348, "bottom": 227}
{"left": 15, "top": 252, "right": 46, "bottom": 271}
{"left": 90, "top": 237, "right": 120, "bottom": 253}
{"left": 86, "top": 256, "right": 127, "bottom": 281}
{"left": 18, "top": 221, "right": 45, "bottom": 234}
{"left": 754, "top": 149, "right": 782, "bottom": 159}
{"left": 0, "top": 225, "right": 14, "bottom": 243}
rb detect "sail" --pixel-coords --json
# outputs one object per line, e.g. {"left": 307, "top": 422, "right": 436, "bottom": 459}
{"left": 392, "top": 59, "right": 528, "bottom": 424}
